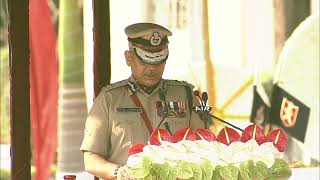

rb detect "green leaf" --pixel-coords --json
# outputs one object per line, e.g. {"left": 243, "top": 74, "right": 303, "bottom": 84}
{"left": 175, "top": 161, "right": 193, "bottom": 179}
{"left": 268, "top": 159, "right": 292, "bottom": 180}
{"left": 242, "top": 160, "right": 269, "bottom": 180}
{"left": 142, "top": 157, "right": 153, "bottom": 169}
{"left": 130, "top": 167, "right": 149, "bottom": 179}
{"left": 130, "top": 157, "right": 152, "bottom": 178}
{"left": 168, "top": 168, "right": 178, "bottom": 180}
{"left": 212, "top": 166, "right": 223, "bottom": 180}
{"left": 189, "top": 163, "right": 203, "bottom": 180}
{"left": 158, "top": 163, "right": 171, "bottom": 180}
{"left": 150, "top": 163, "right": 162, "bottom": 176}
{"left": 216, "top": 164, "right": 239, "bottom": 180}
{"left": 255, "top": 161, "right": 269, "bottom": 180}
{"left": 200, "top": 160, "right": 214, "bottom": 180}
{"left": 143, "top": 174, "right": 153, "bottom": 180}
{"left": 239, "top": 162, "right": 251, "bottom": 180}
{"left": 246, "top": 160, "right": 256, "bottom": 178}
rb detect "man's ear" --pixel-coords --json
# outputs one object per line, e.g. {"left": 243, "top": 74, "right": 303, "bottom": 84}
{"left": 124, "top": 50, "right": 132, "bottom": 66}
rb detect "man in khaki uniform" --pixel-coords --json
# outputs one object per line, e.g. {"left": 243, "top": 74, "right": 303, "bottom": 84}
{"left": 81, "top": 22, "right": 206, "bottom": 180}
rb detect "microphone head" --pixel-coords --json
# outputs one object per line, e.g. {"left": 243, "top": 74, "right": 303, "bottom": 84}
{"left": 193, "top": 90, "right": 200, "bottom": 96}
{"left": 202, "top": 92, "right": 208, "bottom": 101}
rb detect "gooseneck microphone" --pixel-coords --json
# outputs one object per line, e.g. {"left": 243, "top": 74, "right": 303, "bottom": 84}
{"left": 202, "top": 92, "right": 208, "bottom": 106}
{"left": 193, "top": 90, "right": 243, "bottom": 132}
{"left": 201, "top": 92, "right": 209, "bottom": 128}
{"left": 193, "top": 90, "right": 200, "bottom": 97}
{"left": 194, "top": 90, "right": 208, "bottom": 128}
{"left": 194, "top": 90, "right": 203, "bottom": 106}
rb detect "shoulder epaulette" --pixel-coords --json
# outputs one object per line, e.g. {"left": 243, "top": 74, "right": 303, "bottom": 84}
{"left": 165, "top": 79, "right": 194, "bottom": 88}
{"left": 101, "top": 79, "right": 130, "bottom": 92}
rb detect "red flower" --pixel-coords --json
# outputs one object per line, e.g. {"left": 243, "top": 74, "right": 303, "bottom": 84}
{"left": 171, "top": 128, "right": 196, "bottom": 143}
{"left": 241, "top": 124, "right": 265, "bottom": 145}
{"left": 195, "top": 129, "right": 216, "bottom": 142}
{"left": 128, "top": 144, "right": 145, "bottom": 156}
{"left": 149, "top": 128, "right": 171, "bottom": 146}
{"left": 265, "top": 128, "right": 287, "bottom": 152}
{"left": 217, "top": 127, "right": 240, "bottom": 145}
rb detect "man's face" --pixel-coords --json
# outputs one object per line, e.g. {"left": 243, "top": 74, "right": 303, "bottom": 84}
{"left": 125, "top": 50, "right": 166, "bottom": 87}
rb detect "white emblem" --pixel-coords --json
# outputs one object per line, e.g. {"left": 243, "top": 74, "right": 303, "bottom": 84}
{"left": 150, "top": 32, "right": 161, "bottom": 46}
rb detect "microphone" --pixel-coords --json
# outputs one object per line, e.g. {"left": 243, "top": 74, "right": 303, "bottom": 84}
{"left": 193, "top": 90, "right": 208, "bottom": 128}
{"left": 193, "top": 90, "right": 200, "bottom": 97}
{"left": 193, "top": 90, "right": 243, "bottom": 131}
{"left": 193, "top": 91, "right": 211, "bottom": 113}
{"left": 202, "top": 92, "right": 208, "bottom": 106}
{"left": 194, "top": 90, "right": 205, "bottom": 107}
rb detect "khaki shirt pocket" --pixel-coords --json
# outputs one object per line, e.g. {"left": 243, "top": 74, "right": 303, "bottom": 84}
{"left": 114, "top": 112, "right": 141, "bottom": 145}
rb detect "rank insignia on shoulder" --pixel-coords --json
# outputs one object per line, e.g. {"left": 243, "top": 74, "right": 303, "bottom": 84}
{"left": 116, "top": 107, "right": 142, "bottom": 113}
{"left": 155, "top": 101, "right": 186, "bottom": 118}
{"left": 165, "top": 79, "right": 194, "bottom": 89}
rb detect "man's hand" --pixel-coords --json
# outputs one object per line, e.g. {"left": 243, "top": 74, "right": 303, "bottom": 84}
{"left": 116, "top": 165, "right": 132, "bottom": 180}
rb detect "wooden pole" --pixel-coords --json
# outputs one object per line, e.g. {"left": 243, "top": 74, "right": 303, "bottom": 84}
{"left": 202, "top": 0, "right": 219, "bottom": 133}
{"left": 273, "top": 0, "right": 310, "bottom": 63}
{"left": 273, "top": 0, "right": 287, "bottom": 63}
{"left": 93, "top": 0, "right": 111, "bottom": 97}
{"left": 202, "top": 0, "right": 216, "bottom": 110}
{"left": 93, "top": 0, "right": 111, "bottom": 179}
{"left": 8, "top": 0, "right": 31, "bottom": 179}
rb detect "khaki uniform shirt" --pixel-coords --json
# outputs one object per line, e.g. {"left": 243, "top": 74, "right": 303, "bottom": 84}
{"left": 80, "top": 76, "right": 205, "bottom": 165}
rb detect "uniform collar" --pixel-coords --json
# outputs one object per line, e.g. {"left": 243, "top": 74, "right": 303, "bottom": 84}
{"left": 127, "top": 76, "right": 166, "bottom": 96}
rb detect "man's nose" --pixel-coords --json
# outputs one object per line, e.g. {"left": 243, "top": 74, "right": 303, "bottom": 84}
{"left": 145, "top": 64, "right": 158, "bottom": 70}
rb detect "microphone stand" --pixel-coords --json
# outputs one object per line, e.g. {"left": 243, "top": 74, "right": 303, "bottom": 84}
{"left": 157, "top": 89, "right": 172, "bottom": 134}
{"left": 158, "top": 107, "right": 169, "bottom": 129}
{"left": 194, "top": 90, "right": 243, "bottom": 132}
{"left": 207, "top": 113, "right": 243, "bottom": 132}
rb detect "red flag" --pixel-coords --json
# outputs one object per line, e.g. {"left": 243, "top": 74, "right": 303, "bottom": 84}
{"left": 29, "top": 0, "right": 58, "bottom": 179}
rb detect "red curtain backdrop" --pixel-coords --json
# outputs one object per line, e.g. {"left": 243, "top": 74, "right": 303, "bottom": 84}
{"left": 29, "top": 0, "right": 58, "bottom": 179}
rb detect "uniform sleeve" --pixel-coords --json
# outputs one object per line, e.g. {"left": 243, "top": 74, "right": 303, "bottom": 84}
{"left": 80, "top": 91, "right": 110, "bottom": 158}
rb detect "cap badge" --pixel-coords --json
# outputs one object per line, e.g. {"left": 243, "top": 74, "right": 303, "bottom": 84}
{"left": 150, "top": 32, "right": 161, "bottom": 46}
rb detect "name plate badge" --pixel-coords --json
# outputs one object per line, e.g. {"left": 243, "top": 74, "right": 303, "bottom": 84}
{"left": 116, "top": 107, "right": 142, "bottom": 113}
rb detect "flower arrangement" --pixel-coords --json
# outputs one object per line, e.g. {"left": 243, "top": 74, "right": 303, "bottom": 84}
{"left": 127, "top": 124, "right": 292, "bottom": 180}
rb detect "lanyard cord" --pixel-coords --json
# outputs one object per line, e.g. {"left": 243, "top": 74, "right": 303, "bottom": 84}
{"left": 129, "top": 94, "right": 153, "bottom": 135}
